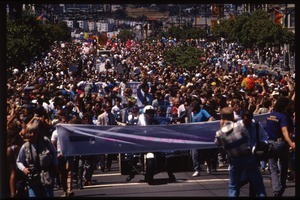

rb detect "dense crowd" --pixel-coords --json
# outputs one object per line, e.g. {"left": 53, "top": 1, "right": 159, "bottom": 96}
{"left": 6, "top": 36, "right": 295, "bottom": 197}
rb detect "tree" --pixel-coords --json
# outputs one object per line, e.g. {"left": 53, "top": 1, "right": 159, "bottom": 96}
{"left": 164, "top": 45, "right": 204, "bottom": 68}
{"left": 211, "top": 9, "right": 294, "bottom": 51}
{"left": 7, "top": 14, "right": 49, "bottom": 67}
{"left": 6, "top": 9, "right": 71, "bottom": 69}
{"left": 117, "top": 29, "right": 133, "bottom": 43}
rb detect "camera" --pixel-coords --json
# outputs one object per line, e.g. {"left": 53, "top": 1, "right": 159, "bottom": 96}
{"left": 27, "top": 164, "right": 39, "bottom": 180}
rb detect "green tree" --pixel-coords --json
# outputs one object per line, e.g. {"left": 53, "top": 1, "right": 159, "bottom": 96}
{"left": 211, "top": 18, "right": 236, "bottom": 42}
{"left": 7, "top": 14, "right": 48, "bottom": 67}
{"left": 164, "top": 45, "right": 204, "bottom": 68}
{"left": 117, "top": 29, "right": 133, "bottom": 43}
{"left": 7, "top": 9, "right": 71, "bottom": 68}
{"left": 211, "top": 9, "right": 294, "bottom": 50}
{"left": 247, "top": 10, "right": 279, "bottom": 49}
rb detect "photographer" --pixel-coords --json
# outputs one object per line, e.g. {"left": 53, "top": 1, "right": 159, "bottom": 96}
{"left": 16, "top": 120, "right": 58, "bottom": 197}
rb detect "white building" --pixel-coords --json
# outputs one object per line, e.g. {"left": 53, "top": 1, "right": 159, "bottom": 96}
{"left": 96, "top": 22, "right": 109, "bottom": 32}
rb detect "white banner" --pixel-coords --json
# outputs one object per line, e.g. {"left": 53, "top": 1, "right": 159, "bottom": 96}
{"left": 57, "top": 114, "right": 269, "bottom": 156}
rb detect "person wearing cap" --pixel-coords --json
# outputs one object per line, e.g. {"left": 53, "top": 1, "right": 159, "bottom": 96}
{"left": 137, "top": 105, "right": 176, "bottom": 183}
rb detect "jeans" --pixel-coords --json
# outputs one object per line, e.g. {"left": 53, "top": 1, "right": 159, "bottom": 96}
{"left": 268, "top": 141, "right": 289, "bottom": 196}
{"left": 83, "top": 155, "right": 97, "bottom": 181}
{"left": 28, "top": 185, "right": 53, "bottom": 197}
{"left": 229, "top": 153, "right": 266, "bottom": 197}
{"left": 191, "top": 149, "right": 201, "bottom": 171}
{"left": 260, "top": 160, "right": 266, "bottom": 169}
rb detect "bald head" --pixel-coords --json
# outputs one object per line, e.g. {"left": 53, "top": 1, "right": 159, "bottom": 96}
{"left": 220, "top": 107, "right": 234, "bottom": 121}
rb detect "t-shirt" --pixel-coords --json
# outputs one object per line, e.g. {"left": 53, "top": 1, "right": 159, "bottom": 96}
{"left": 265, "top": 111, "right": 288, "bottom": 140}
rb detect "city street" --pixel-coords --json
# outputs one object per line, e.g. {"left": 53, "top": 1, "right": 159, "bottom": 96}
{"left": 54, "top": 159, "right": 295, "bottom": 197}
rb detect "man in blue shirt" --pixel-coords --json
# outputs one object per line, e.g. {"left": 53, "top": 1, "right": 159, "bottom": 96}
{"left": 265, "top": 97, "right": 295, "bottom": 197}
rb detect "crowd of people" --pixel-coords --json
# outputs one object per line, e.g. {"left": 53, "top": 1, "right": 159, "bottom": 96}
{"left": 6, "top": 36, "right": 295, "bottom": 197}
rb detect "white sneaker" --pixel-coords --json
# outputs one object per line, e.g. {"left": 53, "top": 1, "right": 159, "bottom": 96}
{"left": 192, "top": 171, "right": 200, "bottom": 177}
{"left": 206, "top": 166, "right": 211, "bottom": 174}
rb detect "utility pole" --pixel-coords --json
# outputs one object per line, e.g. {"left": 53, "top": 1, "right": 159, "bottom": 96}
{"left": 179, "top": 4, "right": 182, "bottom": 27}
{"left": 205, "top": 4, "right": 208, "bottom": 40}
{"left": 285, "top": 3, "right": 288, "bottom": 28}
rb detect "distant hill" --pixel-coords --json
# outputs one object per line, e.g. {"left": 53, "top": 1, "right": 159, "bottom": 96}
{"left": 126, "top": 7, "right": 169, "bottom": 20}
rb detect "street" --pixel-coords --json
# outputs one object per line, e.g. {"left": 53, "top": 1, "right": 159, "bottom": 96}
{"left": 54, "top": 159, "right": 295, "bottom": 197}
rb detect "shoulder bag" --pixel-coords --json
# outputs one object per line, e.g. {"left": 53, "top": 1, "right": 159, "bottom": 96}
{"left": 253, "top": 121, "right": 273, "bottom": 161}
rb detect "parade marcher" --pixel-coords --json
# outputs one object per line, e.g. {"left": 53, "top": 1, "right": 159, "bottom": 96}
{"left": 16, "top": 120, "right": 59, "bottom": 197}
{"left": 137, "top": 82, "right": 154, "bottom": 107}
{"left": 7, "top": 109, "right": 24, "bottom": 198}
{"left": 265, "top": 97, "right": 295, "bottom": 197}
{"left": 215, "top": 107, "right": 266, "bottom": 197}
{"left": 137, "top": 105, "right": 176, "bottom": 183}
{"left": 81, "top": 112, "right": 98, "bottom": 186}
{"left": 51, "top": 115, "right": 75, "bottom": 197}
{"left": 191, "top": 101, "right": 215, "bottom": 176}
{"left": 97, "top": 100, "right": 121, "bottom": 172}
{"left": 6, "top": 28, "right": 296, "bottom": 198}
{"left": 238, "top": 110, "right": 268, "bottom": 196}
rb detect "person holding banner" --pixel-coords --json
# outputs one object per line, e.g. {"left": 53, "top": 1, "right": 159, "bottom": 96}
{"left": 137, "top": 105, "right": 176, "bottom": 183}
{"left": 80, "top": 112, "right": 98, "bottom": 187}
{"left": 51, "top": 116, "right": 75, "bottom": 197}
{"left": 97, "top": 100, "right": 124, "bottom": 172}
{"left": 191, "top": 101, "right": 215, "bottom": 176}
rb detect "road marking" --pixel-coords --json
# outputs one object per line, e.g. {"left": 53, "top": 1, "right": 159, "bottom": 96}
{"left": 83, "top": 178, "right": 231, "bottom": 189}
{"left": 93, "top": 173, "right": 121, "bottom": 177}
{"left": 93, "top": 168, "right": 230, "bottom": 177}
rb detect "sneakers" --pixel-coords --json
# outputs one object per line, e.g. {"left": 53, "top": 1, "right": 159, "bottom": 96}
{"left": 61, "top": 191, "right": 75, "bottom": 197}
{"left": 68, "top": 191, "right": 75, "bottom": 197}
{"left": 206, "top": 166, "right": 212, "bottom": 174}
{"left": 84, "top": 180, "right": 92, "bottom": 186}
{"left": 192, "top": 170, "right": 200, "bottom": 177}
{"left": 168, "top": 174, "right": 176, "bottom": 182}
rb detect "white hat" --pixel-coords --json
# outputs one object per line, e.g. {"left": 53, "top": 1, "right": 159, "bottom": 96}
{"left": 143, "top": 105, "right": 155, "bottom": 114}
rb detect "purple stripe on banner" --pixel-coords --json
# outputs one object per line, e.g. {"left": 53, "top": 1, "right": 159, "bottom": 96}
{"left": 56, "top": 113, "right": 269, "bottom": 156}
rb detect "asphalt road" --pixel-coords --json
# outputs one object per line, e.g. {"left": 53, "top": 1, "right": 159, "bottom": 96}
{"left": 53, "top": 159, "right": 295, "bottom": 198}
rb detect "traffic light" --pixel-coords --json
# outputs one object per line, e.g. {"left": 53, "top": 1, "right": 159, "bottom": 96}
{"left": 275, "top": 11, "right": 284, "bottom": 25}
